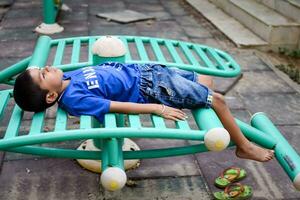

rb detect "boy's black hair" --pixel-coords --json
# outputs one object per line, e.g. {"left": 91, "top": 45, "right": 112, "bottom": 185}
{"left": 13, "top": 70, "right": 55, "bottom": 112}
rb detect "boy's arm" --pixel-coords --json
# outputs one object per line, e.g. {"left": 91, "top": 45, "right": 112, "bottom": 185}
{"left": 109, "top": 101, "right": 187, "bottom": 121}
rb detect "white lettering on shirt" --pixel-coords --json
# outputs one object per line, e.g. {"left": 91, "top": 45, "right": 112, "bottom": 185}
{"left": 82, "top": 67, "right": 99, "bottom": 90}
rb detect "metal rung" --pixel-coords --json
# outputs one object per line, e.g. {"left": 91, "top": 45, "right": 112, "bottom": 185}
{"left": 134, "top": 37, "right": 149, "bottom": 61}
{"left": 165, "top": 40, "right": 183, "bottom": 64}
{"left": 128, "top": 114, "right": 142, "bottom": 128}
{"left": 175, "top": 120, "right": 191, "bottom": 130}
{"left": 151, "top": 115, "right": 166, "bottom": 128}
{"left": 80, "top": 115, "right": 93, "bottom": 129}
{"left": 71, "top": 38, "right": 81, "bottom": 64}
{"left": 53, "top": 40, "right": 66, "bottom": 66}
{"left": 4, "top": 105, "right": 23, "bottom": 139}
{"left": 29, "top": 112, "right": 45, "bottom": 135}
{"left": 104, "top": 113, "right": 117, "bottom": 128}
{"left": 179, "top": 43, "right": 200, "bottom": 66}
{"left": 194, "top": 46, "right": 216, "bottom": 69}
{"left": 206, "top": 48, "right": 229, "bottom": 71}
{"left": 120, "top": 37, "right": 132, "bottom": 61}
{"left": 88, "top": 37, "right": 96, "bottom": 63}
{"left": 54, "top": 108, "right": 67, "bottom": 131}
{"left": 0, "top": 90, "right": 11, "bottom": 120}
{"left": 150, "top": 39, "right": 166, "bottom": 62}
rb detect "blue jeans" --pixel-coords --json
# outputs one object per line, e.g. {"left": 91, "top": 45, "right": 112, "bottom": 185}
{"left": 138, "top": 64, "right": 213, "bottom": 109}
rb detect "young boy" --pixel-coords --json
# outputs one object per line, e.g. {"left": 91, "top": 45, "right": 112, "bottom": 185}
{"left": 13, "top": 62, "right": 274, "bottom": 162}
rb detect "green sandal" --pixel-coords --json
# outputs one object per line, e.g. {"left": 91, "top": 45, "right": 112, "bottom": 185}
{"left": 215, "top": 167, "right": 247, "bottom": 188}
{"left": 213, "top": 183, "right": 253, "bottom": 200}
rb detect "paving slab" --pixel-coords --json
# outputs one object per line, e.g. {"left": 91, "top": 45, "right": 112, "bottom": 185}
{"left": 0, "top": 40, "right": 36, "bottom": 58}
{"left": 233, "top": 71, "right": 295, "bottom": 95}
{"left": 240, "top": 93, "right": 300, "bottom": 125}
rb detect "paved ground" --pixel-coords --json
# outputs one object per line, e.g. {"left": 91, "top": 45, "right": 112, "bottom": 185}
{"left": 0, "top": 0, "right": 299, "bottom": 199}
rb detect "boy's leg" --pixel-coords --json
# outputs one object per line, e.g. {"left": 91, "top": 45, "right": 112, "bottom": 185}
{"left": 196, "top": 75, "right": 274, "bottom": 162}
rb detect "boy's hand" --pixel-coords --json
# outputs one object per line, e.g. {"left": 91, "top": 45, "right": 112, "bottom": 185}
{"left": 155, "top": 104, "right": 187, "bottom": 121}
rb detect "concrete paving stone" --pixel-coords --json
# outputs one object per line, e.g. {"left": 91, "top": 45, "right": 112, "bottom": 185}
{"left": 230, "top": 51, "right": 271, "bottom": 72}
{"left": 231, "top": 109, "right": 252, "bottom": 123}
{"left": 146, "top": 11, "right": 172, "bottom": 21}
{"left": 0, "top": 158, "right": 101, "bottom": 200}
{"left": 13, "top": 1, "right": 41, "bottom": 9}
{"left": 89, "top": 25, "right": 138, "bottom": 36}
{"left": 213, "top": 74, "right": 242, "bottom": 94}
{"left": 1, "top": 17, "right": 41, "bottom": 28}
{"left": 240, "top": 93, "right": 300, "bottom": 125}
{"left": 233, "top": 71, "right": 295, "bottom": 95}
{"left": 182, "top": 26, "right": 212, "bottom": 38}
{"left": 0, "top": 57, "right": 24, "bottom": 70}
{"left": 0, "top": 28, "right": 37, "bottom": 41}
{"left": 191, "top": 38, "right": 224, "bottom": 49}
{"left": 127, "top": 3, "right": 165, "bottom": 12}
{"left": 0, "top": 0, "right": 13, "bottom": 7}
{"left": 138, "top": 31, "right": 189, "bottom": 42}
{"left": 136, "top": 20, "right": 182, "bottom": 33}
{"left": 176, "top": 15, "right": 202, "bottom": 27}
{"left": 97, "top": 10, "right": 155, "bottom": 24}
{"left": 127, "top": 139, "right": 201, "bottom": 178}
{"left": 0, "top": 40, "right": 35, "bottom": 58}
{"left": 102, "top": 176, "right": 211, "bottom": 200}
{"left": 224, "top": 94, "right": 246, "bottom": 110}
{"left": 5, "top": 8, "right": 41, "bottom": 19}
{"left": 58, "top": 8, "right": 88, "bottom": 22}
{"left": 194, "top": 148, "right": 300, "bottom": 199}
{"left": 88, "top": 1, "right": 125, "bottom": 15}
{"left": 161, "top": 0, "right": 189, "bottom": 16}
{"left": 0, "top": 7, "right": 8, "bottom": 17}
{"left": 88, "top": 16, "right": 120, "bottom": 26}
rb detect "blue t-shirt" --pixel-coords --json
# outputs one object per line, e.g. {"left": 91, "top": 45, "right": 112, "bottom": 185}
{"left": 58, "top": 62, "right": 146, "bottom": 123}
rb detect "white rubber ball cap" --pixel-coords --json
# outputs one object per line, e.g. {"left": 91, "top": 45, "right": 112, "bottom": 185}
{"left": 204, "top": 127, "right": 230, "bottom": 151}
{"left": 101, "top": 167, "right": 127, "bottom": 191}
{"left": 293, "top": 173, "right": 300, "bottom": 191}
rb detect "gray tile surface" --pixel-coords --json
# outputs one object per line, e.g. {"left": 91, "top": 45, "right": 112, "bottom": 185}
{"left": 0, "top": 0, "right": 299, "bottom": 199}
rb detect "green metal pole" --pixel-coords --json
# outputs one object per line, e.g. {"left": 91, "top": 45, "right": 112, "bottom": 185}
{"left": 0, "top": 57, "right": 31, "bottom": 83}
{"left": 251, "top": 112, "right": 300, "bottom": 190}
{"left": 235, "top": 118, "right": 276, "bottom": 149}
{"left": 43, "top": 0, "right": 57, "bottom": 24}
{"left": 28, "top": 36, "right": 52, "bottom": 68}
{"left": 192, "top": 108, "right": 223, "bottom": 129}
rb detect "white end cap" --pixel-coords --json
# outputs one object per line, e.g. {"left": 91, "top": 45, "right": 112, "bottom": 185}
{"left": 35, "top": 23, "right": 64, "bottom": 34}
{"left": 101, "top": 167, "right": 127, "bottom": 191}
{"left": 293, "top": 173, "right": 300, "bottom": 190}
{"left": 92, "top": 36, "right": 126, "bottom": 57}
{"left": 204, "top": 127, "right": 230, "bottom": 152}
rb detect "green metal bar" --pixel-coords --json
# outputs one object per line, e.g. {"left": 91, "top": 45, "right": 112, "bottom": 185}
{"left": 53, "top": 40, "right": 66, "bottom": 66}
{"left": 80, "top": 115, "right": 93, "bottom": 129}
{"left": 0, "top": 57, "right": 31, "bottom": 84}
{"left": 71, "top": 38, "right": 81, "bottom": 64}
{"left": 29, "top": 112, "right": 45, "bottom": 135}
{"left": 116, "top": 114, "right": 125, "bottom": 127}
{"left": 28, "top": 36, "right": 52, "bottom": 68}
{"left": 119, "top": 37, "right": 132, "bottom": 61}
{"left": 0, "top": 90, "right": 11, "bottom": 120}
{"left": 192, "top": 108, "right": 223, "bottom": 130}
{"left": 215, "top": 49, "right": 241, "bottom": 75}
{"left": 206, "top": 48, "right": 229, "bottom": 71}
{"left": 89, "top": 37, "right": 96, "bottom": 64}
{"left": 175, "top": 120, "right": 190, "bottom": 130}
{"left": 251, "top": 113, "right": 300, "bottom": 187}
{"left": 4, "top": 105, "right": 23, "bottom": 139}
{"left": 43, "top": 0, "right": 57, "bottom": 24}
{"left": 179, "top": 43, "right": 199, "bottom": 66}
{"left": 151, "top": 115, "right": 166, "bottom": 128}
{"left": 165, "top": 40, "right": 184, "bottom": 64}
{"left": 54, "top": 108, "right": 67, "bottom": 131}
{"left": 134, "top": 37, "right": 149, "bottom": 61}
{"left": 117, "top": 138, "right": 124, "bottom": 169}
{"left": 0, "top": 128, "right": 206, "bottom": 149}
{"left": 128, "top": 114, "right": 142, "bottom": 128}
{"left": 150, "top": 39, "right": 166, "bottom": 62}
{"left": 193, "top": 46, "right": 216, "bottom": 69}
{"left": 235, "top": 118, "right": 276, "bottom": 149}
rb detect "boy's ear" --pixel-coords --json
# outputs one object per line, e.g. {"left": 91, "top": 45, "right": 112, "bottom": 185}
{"left": 45, "top": 91, "right": 58, "bottom": 104}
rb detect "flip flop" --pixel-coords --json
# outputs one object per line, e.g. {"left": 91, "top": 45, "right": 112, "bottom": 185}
{"left": 213, "top": 183, "right": 253, "bottom": 200}
{"left": 215, "top": 167, "right": 247, "bottom": 188}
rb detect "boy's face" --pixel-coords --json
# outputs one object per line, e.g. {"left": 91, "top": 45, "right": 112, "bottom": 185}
{"left": 29, "top": 66, "right": 64, "bottom": 92}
